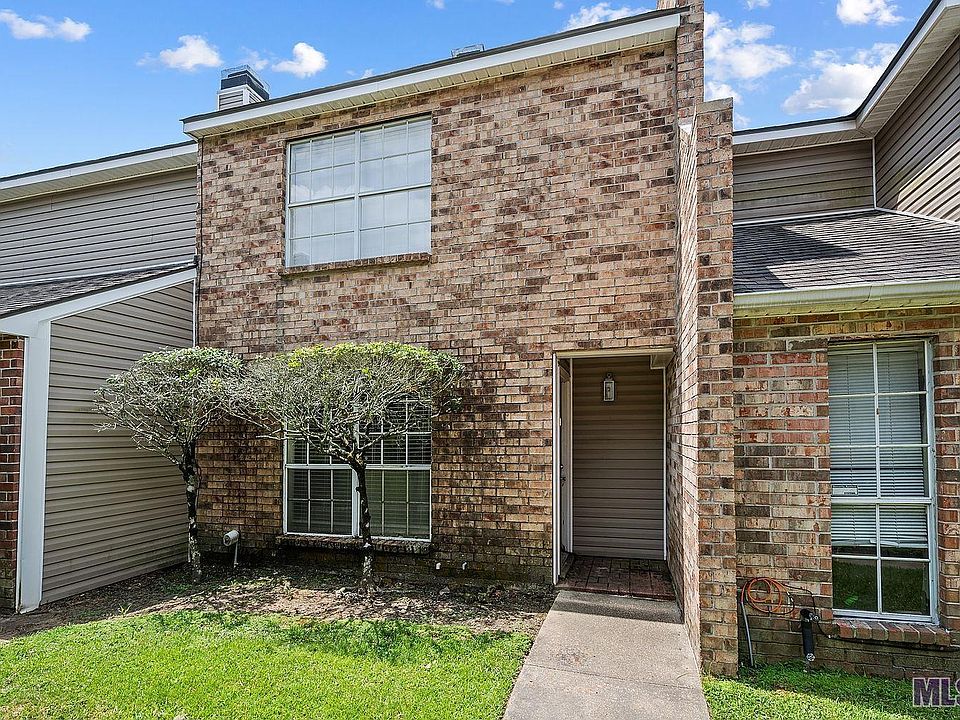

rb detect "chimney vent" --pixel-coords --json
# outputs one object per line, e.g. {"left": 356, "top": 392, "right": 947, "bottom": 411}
{"left": 217, "top": 65, "right": 270, "bottom": 111}
{"left": 451, "top": 44, "right": 485, "bottom": 58}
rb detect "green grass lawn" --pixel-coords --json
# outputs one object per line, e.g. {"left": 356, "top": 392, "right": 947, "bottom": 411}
{"left": 704, "top": 663, "right": 959, "bottom": 720}
{"left": 0, "top": 611, "right": 531, "bottom": 720}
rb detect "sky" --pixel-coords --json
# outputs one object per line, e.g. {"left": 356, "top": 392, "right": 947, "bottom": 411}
{"left": 0, "top": 0, "right": 932, "bottom": 176}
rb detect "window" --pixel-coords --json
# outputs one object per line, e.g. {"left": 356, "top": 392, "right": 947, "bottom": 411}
{"left": 828, "top": 341, "right": 937, "bottom": 620}
{"left": 286, "top": 117, "right": 431, "bottom": 267}
{"left": 284, "top": 403, "right": 431, "bottom": 540}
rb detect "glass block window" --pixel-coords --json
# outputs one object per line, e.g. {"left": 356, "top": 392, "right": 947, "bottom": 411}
{"left": 283, "top": 403, "right": 431, "bottom": 541}
{"left": 286, "top": 117, "right": 431, "bottom": 267}
{"left": 828, "top": 341, "right": 936, "bottom": 620}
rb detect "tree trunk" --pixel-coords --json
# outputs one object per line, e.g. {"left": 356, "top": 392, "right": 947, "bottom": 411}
{"left": 353, "top": 460, "right": 375, "bottom": 594}
{"left": 182, "top": 445, "right": 202, "bottom": 583}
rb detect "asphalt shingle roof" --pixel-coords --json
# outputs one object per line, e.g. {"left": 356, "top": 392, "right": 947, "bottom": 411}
{"left": 0, "top": 263, "right": 195, "bottom": 319}
{"left": 734, "top": 209, "right": 960, "bottom": 294}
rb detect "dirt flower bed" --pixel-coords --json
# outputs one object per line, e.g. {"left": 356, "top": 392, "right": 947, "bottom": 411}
{"left": 0, "top": 563, "right": 555, "bottom": 640}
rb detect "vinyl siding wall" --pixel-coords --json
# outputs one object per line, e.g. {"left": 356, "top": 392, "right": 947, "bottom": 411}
{"left": 0, "top": 169, "right": 196, "bottom": 283}
{"left": 733, "top": 141, "right": 875, "bottom": 221}
{"left": 41, "top": 282, "right": 193, "bottom": 602}
{"left": 572, "top": 357, "right": 664, "bottom": 560}
{"left": 876, "top": 37, "right": 960, "bottom": 222}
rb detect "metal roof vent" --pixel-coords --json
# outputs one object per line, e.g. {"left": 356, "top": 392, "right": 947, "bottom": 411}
{"left": 217, "top": 65, "right": 270, "bottom": 111}
{"left": 451, "top": 44, "right": 485, "bottom": 58}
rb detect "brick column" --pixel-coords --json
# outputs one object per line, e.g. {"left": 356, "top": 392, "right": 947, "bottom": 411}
{"left": 693, "top": 99, "right": 737, "bottom": 676}
{"left": 670, "top": 98, "right": 737, "bottom": 676}
{"left": 0, "top": 335, "right": 24, "bottom": 609}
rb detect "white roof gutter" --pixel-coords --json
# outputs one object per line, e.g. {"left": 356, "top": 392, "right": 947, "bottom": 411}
{"left": 734, "top": 278, "right": 960, "bottom": 317}
{"left": 732, "top": 119, "right": 859, "bottom": 148}
{"left": 182, "top": 10, "right": 681, "bottom": 138}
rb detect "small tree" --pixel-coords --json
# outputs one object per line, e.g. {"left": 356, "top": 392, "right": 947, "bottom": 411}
{"left": 241, "top": 342, "right": 464, "bottom": 591}
{"left": 94, "top": 347, "right": 243, "bottom": 580}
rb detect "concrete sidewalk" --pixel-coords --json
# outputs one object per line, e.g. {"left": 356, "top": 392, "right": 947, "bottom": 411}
{"left": 503, "top": 590, "right": 710, "bottom": 720}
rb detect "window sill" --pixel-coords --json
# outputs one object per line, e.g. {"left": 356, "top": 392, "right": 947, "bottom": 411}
{"left": 831, "top": 617, "right": 953, "bottom": 648}
{"left": 280, "top": 252, "right": 431, "bottom": 278}
{"left": 277, "top": 534, "right": 433, "bottom": 556}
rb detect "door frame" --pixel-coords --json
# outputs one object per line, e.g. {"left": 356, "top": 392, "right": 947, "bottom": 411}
{"left": 551, "top": 348, "right": 672, "bottom": 584}
{"left": 559, "top": 362, "right": 573, "bottom": 554}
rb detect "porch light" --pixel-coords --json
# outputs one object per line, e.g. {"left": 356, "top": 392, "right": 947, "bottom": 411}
{"left": 603, "top": 373, "right": 616, "bottom": 402}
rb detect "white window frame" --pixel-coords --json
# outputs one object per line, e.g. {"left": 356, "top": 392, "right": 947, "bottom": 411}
{"left": 282, "top": 424, "right": 432, "bottom": 543}
{"left": 829, "top": 339, "right": 938, "bottom": 623}
{"left": 284, "top": 116, "right": 431, "bottom": 267}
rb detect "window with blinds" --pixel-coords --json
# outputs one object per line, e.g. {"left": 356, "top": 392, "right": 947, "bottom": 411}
{"left": 828, "top": 341, "right": 936, "bottom": 620}
{"left": 284, "top": 403, "right": 431, "bottom": 541}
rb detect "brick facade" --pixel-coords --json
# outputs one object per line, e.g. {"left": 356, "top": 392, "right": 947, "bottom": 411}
{"left": 197, "top": 40, "right": 690, "bottom": 582}
{"left": 734, "top": 306, "right": 960, "bottom": 677}
{"left": 0, "top": 334, "right": 23, "bottom": 609}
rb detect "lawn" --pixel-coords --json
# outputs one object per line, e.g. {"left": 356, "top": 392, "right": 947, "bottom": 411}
{"left": 704, "top": 663, "right": 959, "bottom": 720}
{"left": 0, "top": 611, "right": 531, "bottom": 720}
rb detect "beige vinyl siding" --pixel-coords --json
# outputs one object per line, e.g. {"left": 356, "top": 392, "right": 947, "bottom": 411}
{"left": 0, "top": 169, "right": 196, "bottom": 283}
{"left": 734, "top": 141, "right": 875, "bottom": 221}
{"left": 572, "top": 358, "right": 664, "bottom": 559}
{"left": 876, "top": 37, "right": 960, "bottom": 222}
{"left": 41, "top": 282, "right": 193, "bottom": 602}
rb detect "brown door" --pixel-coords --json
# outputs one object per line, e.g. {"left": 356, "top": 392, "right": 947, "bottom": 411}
{"left": 571, "top": 357, "right": 664, "bottom": 559}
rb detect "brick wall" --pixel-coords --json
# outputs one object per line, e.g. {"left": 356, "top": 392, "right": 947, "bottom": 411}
{"left": 667, "top": 113, "right": 702, "bottom": 662}
{"left": 734, "top": 306, "right": 960, "bottom": 677}
{"left": 197, "top": 45, "right": 684, "bottom": 582}
{"left": 666, "top": 97, "right": 736, "bottom": 676}
{"left": 0, "top": 335, "right": 23, "bottom": 609}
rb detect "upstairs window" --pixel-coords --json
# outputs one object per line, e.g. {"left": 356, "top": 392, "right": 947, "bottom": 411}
{"left": 828, "top": 341, "right": 936, "bottom": 621}
{"left": 286, "top": 117, "right": 431, "bottom": 267}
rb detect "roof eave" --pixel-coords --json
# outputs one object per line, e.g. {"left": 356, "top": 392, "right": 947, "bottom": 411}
{"left": 182, "top": 9, "right": 682, "bottom": 139}
{"left": 0, "top": 142, "right": 197, "bottom": 205}
{"left": 733, "top": 277, "right": 960, "bottom": 318}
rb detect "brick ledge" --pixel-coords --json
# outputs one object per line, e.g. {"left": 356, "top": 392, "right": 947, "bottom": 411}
{"left": 832, "top": 617, "right": 954, "bottom": 648}
{"left": 277, "top": 534, "right": 433, "bottom": 555}
{"left": 279, "top": 252, "right": 431, "bottom": 277}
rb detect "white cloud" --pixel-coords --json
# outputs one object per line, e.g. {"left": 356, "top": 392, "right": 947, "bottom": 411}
{"left": 140, "top": 35, "right": 221, "bottom": 72}
{"left": 705, "top": 11, "right": 792, "bottom": 83}
{"left": 782, "top": 42, "right": 898, "bottom": 115}
{"left": 706, "top": 81, "right": 742, "bottom": 104}
{"left": 239, "top": 48, "right": 269, "bottom": 72}
{"left": 744, "top": 0, "right": 770, "bottom": 8}
{"left": 361, "top": 68, "right": 375, "bottom": 79}
{"left": 836, "top": 0, "right": 903, "bottom": 26}
{"left": 554, "top": 0, "right": 565, "bottom": 8}
{"left": 0, "top": 10, "right": 90, "bottom": 41}
{"left": 428, "top": 0, "right": 445, "bottom": 8}
{"left": 272, "top": 42, "right": 327, "bottom": 78}
{"left": 564, "top": 3, "right": 646, "bottom": 30}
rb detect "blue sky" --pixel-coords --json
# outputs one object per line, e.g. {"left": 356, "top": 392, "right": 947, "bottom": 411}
{"left": 0, "top": 0, "right": 930, "bottom": 176}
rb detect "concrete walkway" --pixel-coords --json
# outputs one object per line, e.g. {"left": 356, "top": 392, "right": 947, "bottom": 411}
{"left": 503, "top": 590, "right": 710, "bottom": 720}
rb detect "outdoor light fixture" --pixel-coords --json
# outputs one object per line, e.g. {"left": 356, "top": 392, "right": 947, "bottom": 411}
{"left": 603, "top": 373, "right": 616, "bottom": 402}
{"left": 223, "top": 529, "right": 241, "bottom": 568}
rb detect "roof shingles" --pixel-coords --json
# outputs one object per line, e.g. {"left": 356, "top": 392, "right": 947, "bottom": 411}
{"left": 0, "top": 263, "right": 195, "bottom": 320}
{"left": 733, "top": 210, "right": 960, "bottom": 294}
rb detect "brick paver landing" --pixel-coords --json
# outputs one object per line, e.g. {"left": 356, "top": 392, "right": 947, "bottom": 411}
{"left": 557, "top": 554, "right": 675, "bottom": 600}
